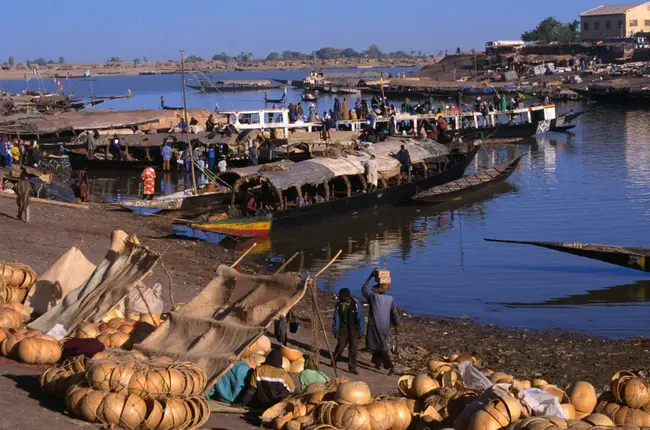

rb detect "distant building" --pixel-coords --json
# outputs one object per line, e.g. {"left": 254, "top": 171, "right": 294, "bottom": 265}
{"left": 580, "top": 2, "right": 650, "bottom": 40}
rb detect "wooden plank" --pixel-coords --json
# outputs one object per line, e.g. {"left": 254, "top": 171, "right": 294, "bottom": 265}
{"left": 0, "top": 192, "right": 89, "bottom": 210}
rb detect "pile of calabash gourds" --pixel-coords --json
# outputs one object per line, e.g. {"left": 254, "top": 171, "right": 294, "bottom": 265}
{"left": 262, "top": 379, "right": 414, "bottom": 430}
{"left": 242, "top": 335, "right": 306, "bottom": 374}
{"left": 592, "top": 371, "right": 650, "bottom": 427}
{"left": 0, "top": 262, "right": 37, "bottom": 304}
{"left": 74, "top": 315, "right": 161, "bottom": 350}
{"left": 0, "top": 302, "right": 61, "bottom": 365}
{"left": 41, "top": 349, "right": 211, "bottom": 430}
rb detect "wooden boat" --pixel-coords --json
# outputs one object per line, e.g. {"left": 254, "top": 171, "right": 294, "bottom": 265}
{"left": 448, "top": 109, "right": 586, "bottom": 140}
{"left": 119, "top": 189, "right": 230, "bottom": 215}
{"left": 301, "top": 94, "right": 319, "bottom": 102}
{"left": 413, "top": 156, "right": 522, "bottom": 203}
{"left": 187, "top": 80, "right": 280, "bottom": 93}
{"left": 484, "top": 239, "right": 650, "bottom": 272}
{"left": 191, "top": 142, "right": 480, "bottom": 236}
{"left": 264, "top": 94, "right": 285, "bottom": 104}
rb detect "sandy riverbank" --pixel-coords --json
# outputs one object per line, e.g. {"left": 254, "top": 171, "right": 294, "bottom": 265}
{"left": 0, "top": 196, "right": 645, "bottom": 428}
{"left": 0, "top": 58, "right": 429, "bottom": 82}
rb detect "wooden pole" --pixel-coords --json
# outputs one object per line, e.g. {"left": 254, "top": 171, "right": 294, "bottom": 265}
{"left": 230, "top": 243, "right": 257, "bottom": 268}
{"left": 274, "top": 252, "right": 299, "bottom": 275}
{"left": 135, "top": 284, "right": 160, "bottom": 328}
{"left": 310, "top": 282, "right": 338, "bottom": 377}
{"left": 310, "top": 249, "right": 343, "bottom": 377}
{"left": 180, "top": 50, "right": 197, "bottom": 195}
{"left": 0, "top": 192, "right": 89, "bottom": 209}
{"left": 314, "top": 250, "right": 342, "bottom": 278}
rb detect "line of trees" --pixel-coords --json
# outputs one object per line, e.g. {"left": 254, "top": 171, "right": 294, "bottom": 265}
{"left": 522, "top": 17, "right": 580, "bottom": 44}
{"left": 208, "top": 45, "right": 432, "bottom": 62}
{"left": 3, "top": 56, "right": 66, "bottom": 67}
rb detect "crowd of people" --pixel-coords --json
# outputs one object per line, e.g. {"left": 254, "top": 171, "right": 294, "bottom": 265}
{"left": 0, "top": 138, "right": 42, "bottom": 168}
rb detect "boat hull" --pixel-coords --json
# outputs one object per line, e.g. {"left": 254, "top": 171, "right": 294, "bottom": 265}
{"left": 484, "top": 239, "right": 650, "bottom": 272}
{"left": 187, "top": 85, "right": 281, "bottom": 93}
{"left": 193, "top": 146, "right": 479, "bottom": 237}
{"left": 191, "top": 218, "right": 272, "bottom": 237}
{"left": 413, "top": 156, "right": 522, "bottom": 204}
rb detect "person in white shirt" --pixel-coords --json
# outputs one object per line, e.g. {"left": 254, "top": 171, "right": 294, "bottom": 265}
{"left": 217, "top": 156, "right": 227, "bottom": 173}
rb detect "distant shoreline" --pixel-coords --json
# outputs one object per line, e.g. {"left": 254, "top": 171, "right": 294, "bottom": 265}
{"left": 0, "top": 58, "right": 429, "bottom": 82}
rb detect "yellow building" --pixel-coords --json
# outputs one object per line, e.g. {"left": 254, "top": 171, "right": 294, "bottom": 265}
{"left": 580, "top": 2, "right": 650, "bottom": 40}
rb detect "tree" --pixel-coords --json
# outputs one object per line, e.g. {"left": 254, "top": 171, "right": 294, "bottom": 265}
{"left": 212, "top": 52, "right": 231, "bottom": 62}
{"left": 363, "top": 44, "right": 383, "bottom": 58}
{"left": 133, "top": 58, "right": 141, "bottom": 65}
{"left": 186, "top": 55, "right": 204, "bottom": 63}
{"left": 341, "top": 48, "right": 359, "bottom": 58}
{"left": 107, "top": 56, "right": 122, "bottom": 63}
{"left": 522, "top": 17, "right": 580, "bottom": 44}
{"left": 143, "top": 56, "right": 148, "bottom": 63}
{"left": 266, "top": 52, "right": 280, "bottom": 61}
{"left": 58, "top": 56, "right": 65, "bottom": 64}
{"left": 436, "top": 50, "right": 445, "bottom": 57}
{"left": 8, "top": 56, "right": 14, "bottom": 66}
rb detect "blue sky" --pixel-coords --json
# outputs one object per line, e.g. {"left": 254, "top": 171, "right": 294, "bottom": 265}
{"left": 3, "top": 0, "right": 607, "bottom": 62}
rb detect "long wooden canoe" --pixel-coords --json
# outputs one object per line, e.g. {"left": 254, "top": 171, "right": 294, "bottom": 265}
{"left": 413, "top": 156, "right": 522, "bottom": 204}
{"left": 190, "top": 217, "right": 272, "bottom": 237}
{"left": 484, "top": 238, "right": 650, "bottom": 272}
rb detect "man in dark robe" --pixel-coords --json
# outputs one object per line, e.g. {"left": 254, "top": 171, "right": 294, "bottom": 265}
{"left": 361, "top": 270, "right": 399, "bottom": 374}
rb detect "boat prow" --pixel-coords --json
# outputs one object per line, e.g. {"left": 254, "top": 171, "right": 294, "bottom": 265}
{"left": 190, "top": 216, "right": 272, "bottom": 237}
{"left": 413, "top": 156, "right": 522, "bottom": 204}
{"left": 484, "top": 238, "right": 650, "bottom": 272}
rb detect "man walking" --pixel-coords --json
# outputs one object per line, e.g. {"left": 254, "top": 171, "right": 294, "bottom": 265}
{"left": 332, "top": 288, "right": 365, "bottom": 375}
{"left": 15, "top": 170, "right": 31, "bottom": 222}
{"left": 362, "top": 270, "right": 399, "bottom": 375}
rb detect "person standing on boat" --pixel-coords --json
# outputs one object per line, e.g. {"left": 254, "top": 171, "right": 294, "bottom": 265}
{"left": 197, "top": 157, "right": 206, "bottom": 188}
{"left": 499, "top": 92, "right": 507, "bottom": 112}
{"left": 207, "top": 145, "right": 216, "bottom": 172}
{"left": 295, "top": 103, "right": 304, "bottom": 121}
{"left": 333, "top": 98, "right": 342, "bottom": 120}
{"left": 437, "top": 116, "right": 448, "bottom": 141}
{"left": 395, "top": 144, "right": 412, "bottom": 183}
{"left": 217, "top": 155, "right": 227, "bottom": 173}
{"left": 331, "top": 288, "right": 365, "bottom": 375}
{"left": 111, "top": 134, "right": 121, "bottom": 160}
{"left": 86, "top": 131, "right": 96, "bottom": 160}
{"left": 342, "top": 98, "right": 350, "bottom": 120}
{"left": 362, "top": 270, "right": 399, "bottom": 375}
{"left": 181, "top": 145, "right": 191, "bottom": 172}
{"left": 205, "top": 114, "right": 215, "bottom": 132}
{"left": 161, "top": 141, "right": 172, "bottom": 171}
{"left": 140, "top": 166, "right": 156, "bottom": 200}
{"left": 308, "top": 104, "right": 317, "bottom": 123}
{"left": 364, "top": 154, "right": 378, "bottom": 191}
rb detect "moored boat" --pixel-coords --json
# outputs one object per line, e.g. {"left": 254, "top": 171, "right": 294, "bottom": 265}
{"left": 190, "top": 140, "right": 480, "bottom": 236}
{"left": 118, "top": 188, "right": 230, "bottom": 215}
{"left": 413, "top": 156, "right": 522, "bottom": 203}
{"left": 484, "top": 239, "right": 650, "bottom": 272}
{"left": 187, "top": 80, "right": 281, "bottom": 93}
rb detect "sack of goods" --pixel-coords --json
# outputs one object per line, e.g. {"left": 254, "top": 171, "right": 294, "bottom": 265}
{"left": 375, "top": 269, "right": 391, "bottom": 285}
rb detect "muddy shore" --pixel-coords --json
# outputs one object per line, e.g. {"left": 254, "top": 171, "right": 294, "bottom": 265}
{"left": 0, "top": 196, "right": 646, "bottom": 428}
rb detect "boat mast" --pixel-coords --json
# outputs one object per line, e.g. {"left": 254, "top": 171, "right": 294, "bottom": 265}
{"left": 180, "top": 50, "right": 197, "bottom": 194}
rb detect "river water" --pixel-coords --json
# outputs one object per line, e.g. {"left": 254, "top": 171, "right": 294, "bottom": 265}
{"left": 5, "top": 69, "right": 650, "bottom": 337}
